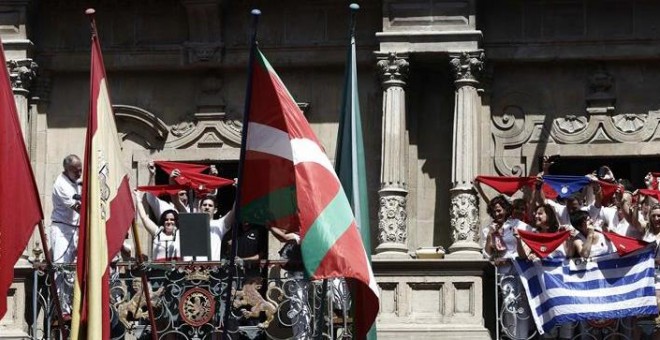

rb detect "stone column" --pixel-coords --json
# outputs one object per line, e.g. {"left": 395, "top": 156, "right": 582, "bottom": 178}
{"left": 8, "top": 59, "right": 37, "bottom": 145}
{"left": 447, "top": 51, "right": 484, "bottom": 259}
{"left": 375, "top": 52, "right": 410, "bottom": 258}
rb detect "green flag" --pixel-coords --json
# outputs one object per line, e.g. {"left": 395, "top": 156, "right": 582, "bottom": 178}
{"left": 334, "top": 4, "right": 378, "bottom": 339}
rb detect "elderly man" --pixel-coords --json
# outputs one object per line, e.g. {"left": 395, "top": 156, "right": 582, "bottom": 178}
{"left": 49, "top": 154, "right": 82, "bottom": 316}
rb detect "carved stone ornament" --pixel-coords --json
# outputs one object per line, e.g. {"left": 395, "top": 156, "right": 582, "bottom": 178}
{"left": 7, "top": 59, "right": 38, "bottom": 91}
{"left": 612, "top": 113, "right": 647, "bottom": 133}
{"left": 555, "top": 115, "right": 589, "bottom": 134}
{"left": 171, "top": 117, "right": 196, "bottom": 137}
{"left": 377, "top": 52, "right": 409, "bottom": 87}
{"left": 449, "top": 51, "right": 484, "bottom": 82}
{"left": 449, "top": 191, "right": 479, "bottom": 244}
{"left": 586, "top": 65, "right": 616, "bottom": 114}
{"left": 377, "top": 194, "right": 407, "bottom": 245}
{"left": 165, "top": 112, "right": 242, "bottom": 149}
{"left": 491, "top": 90, "right": 660, "bottom": 176}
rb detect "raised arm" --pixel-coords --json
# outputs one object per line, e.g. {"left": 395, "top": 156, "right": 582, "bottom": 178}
{"left": 574, "top": 229, "right": 596, "bottom": 258}
{"left": 135, "top": 191, "right": 159, "bottom": 236}
{"left": 147, "top": 160, "right": 156, "bottom": 185}
{"left": 630, "top": 191, "right": 647, "bottom": 233}
{"left": 270, "top": 226, "right": 301, "bottom": 243}
{"left": 513, "top": 228, "right": 532, "bottom": 259}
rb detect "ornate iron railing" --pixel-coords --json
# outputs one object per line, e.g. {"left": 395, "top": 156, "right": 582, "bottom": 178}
{"left": 30, "top": 261, "right": 352, "bottom": 340}
{"left": 495, "top": 268, "right": 655, "bottom": 340}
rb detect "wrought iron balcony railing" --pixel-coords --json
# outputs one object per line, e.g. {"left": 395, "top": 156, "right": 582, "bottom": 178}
{"left": 30, "top": 261, "right": 352, "bottom": 340}
{"left": 495, "top": 268, "right": 656, "bottom": 340}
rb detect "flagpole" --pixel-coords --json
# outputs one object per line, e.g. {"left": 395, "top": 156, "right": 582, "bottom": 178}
{"left": 222, "top": 9, "right": 261, "bottom": 339}
{"left": 36, "top": 221, "right": 66, "bottom": 338}
{"left": 130, "top": 219, "right": 159, "bottom": 340}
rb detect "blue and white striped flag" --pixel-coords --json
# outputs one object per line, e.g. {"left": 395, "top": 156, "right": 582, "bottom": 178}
{"left": 514, "top": 246, "right": 659, "bottom": 334}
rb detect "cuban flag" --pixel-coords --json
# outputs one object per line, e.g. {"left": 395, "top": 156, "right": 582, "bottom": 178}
{"left": 513, "top": 247, "right": 659, "bottom": 334}
{"left": 542, "top": 175, "right": 591, "bottom": 199}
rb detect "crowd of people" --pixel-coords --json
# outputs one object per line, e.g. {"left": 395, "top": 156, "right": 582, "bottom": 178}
{"left": 478, "top": 156, "right": 660, "bottom": 339}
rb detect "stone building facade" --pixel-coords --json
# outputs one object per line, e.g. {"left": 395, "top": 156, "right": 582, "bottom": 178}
{"left": 2, "top": 0, "right": 660, "bottom": 339}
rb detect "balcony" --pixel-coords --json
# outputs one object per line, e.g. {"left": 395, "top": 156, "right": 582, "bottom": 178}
{"left": 29, "top": 261, "right": 352, "bottom": 340}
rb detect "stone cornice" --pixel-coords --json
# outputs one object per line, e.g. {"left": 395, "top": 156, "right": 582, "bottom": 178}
{"left": 372, "top": 258, "right": 494, "bottom": 277}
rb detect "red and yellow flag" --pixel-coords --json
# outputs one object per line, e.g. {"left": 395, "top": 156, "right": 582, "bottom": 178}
{"left": 71, "top": 16, "right": 135, "bottom": 339}
{"left": 0, "top": 38, "right": 43, "bottom": 320}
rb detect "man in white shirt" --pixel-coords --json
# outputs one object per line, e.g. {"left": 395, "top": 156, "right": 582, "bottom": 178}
{"left": 49, "top": 154, "right": 82, "bottom": 315}
{"left": 199, "top": 195, "right": 234, "bottom": 261}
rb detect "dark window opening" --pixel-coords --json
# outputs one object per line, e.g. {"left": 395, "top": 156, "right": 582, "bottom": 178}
{"left": 544, "top": 156, "right": 660, "bottom": 189}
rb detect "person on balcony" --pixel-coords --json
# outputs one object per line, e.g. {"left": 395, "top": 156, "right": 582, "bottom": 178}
{"left": 49, "top": 154, "right": 82, "bottom": 317}
{"left": 481, "top": 195, "right": 534, "bottom": 339}
{"left": 570, "top": 210, "right": 614, "bottom": 258}
{"left": 144, "top": 160, "right": 191, "bottom": 216}
{"left": 135, "top": 190, "right": 181, "bottom": 261}
{"left": 516, "top": 203, "right": 573, "bottom": 339}
{"left": 198, "top": 194, "right": 234, "bottom": 261}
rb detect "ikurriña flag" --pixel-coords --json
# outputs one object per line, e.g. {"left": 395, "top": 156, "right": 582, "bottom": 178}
{"left": 71, "top": 14, "right": 136, "bottom": 340}
{"left": 0, "top": 37, "right": 44, "bottom": 320}
{"left": 238, "top": 48, "right": 379, "bottom": 339}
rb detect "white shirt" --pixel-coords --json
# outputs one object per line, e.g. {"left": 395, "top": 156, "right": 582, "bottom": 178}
{"left": 480, "top": 218, "right": 533, "bottom": 259}
{"left": 209, "top": 214, "right": 232, "bottom": 261}
{"left": 575, "top": 232, "right": 614, "bottom": 257}
{"left": 51, "top": 173, "right": 80, "bottom": 226}
{"left": 152, "top": 228, "right": 180, "bottom": 261}
{"left": 547, "top": 199, "right": 591, "bottom": 226}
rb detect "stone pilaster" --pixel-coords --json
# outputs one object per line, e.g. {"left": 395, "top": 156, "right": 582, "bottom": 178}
{"left": 180, "top": 0, "right": 223, "bottom": 64}
{"left": 447, "top": 51, "right": 484, "bottom": 259}
{"left": 7, "top": 59, "right": 37, "bottom": 144}
{"left": 375, "top": 52, "right": 410, "bottom": 258}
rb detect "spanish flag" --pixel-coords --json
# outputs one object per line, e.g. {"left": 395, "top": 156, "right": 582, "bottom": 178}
{"left": 71, "top": 11, "right": 136, "bottom": 339}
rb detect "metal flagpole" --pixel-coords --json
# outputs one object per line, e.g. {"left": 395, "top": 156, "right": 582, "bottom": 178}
{"left": 222, "top": 9, "right": 261, "bottom": 340}
{"left": 130, "top": 219, "right": 159, "bottom": 340}
{"left": 36, "top": 220, "right": 66, "bottom": 338}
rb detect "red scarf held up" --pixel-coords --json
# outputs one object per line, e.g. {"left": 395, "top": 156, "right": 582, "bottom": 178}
{"left": 602, "top": 231, "right": 649, "bottom": 256}
{"left": 153, "top": 160, "right": 234, "bottom": 194}
{"left": 475, "top": 176, "right": 536, "bottom": 196}
{"left": 518, "top": 229, "right": 570, "bottom": 258}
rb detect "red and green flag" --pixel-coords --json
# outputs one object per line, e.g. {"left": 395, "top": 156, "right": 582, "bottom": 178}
{"left": 238, "top": 48, "right": 379, "bottom": 338}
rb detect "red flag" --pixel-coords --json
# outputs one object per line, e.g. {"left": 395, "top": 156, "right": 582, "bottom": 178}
{"left": 603, "top": 231, "right": 649, "bottom": 256}
{"left": 598, "top": 180, "right": 621, "bottom": 206}
{"left": 518, "top": 230, "right": 570, "bottom": 258}
{"left": 475, "top": 175, "right": 536, "bottom": 196}
{"left": 71, "top": 16, "right": 136, "bottom": 340}
{"left": 639, "top": 189, "right": 660, "bottom": 203}
{"left": 0, "top": 38, "right": 44, "bottom": 319}
{"left": 154, "top": 160, "right": 233, "bottom": 194}
{"left": 136, "top": 184, "right": 188, "bottom": 197}
{"left": 153, "top": 160, "right": 208, "bottom": 175}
